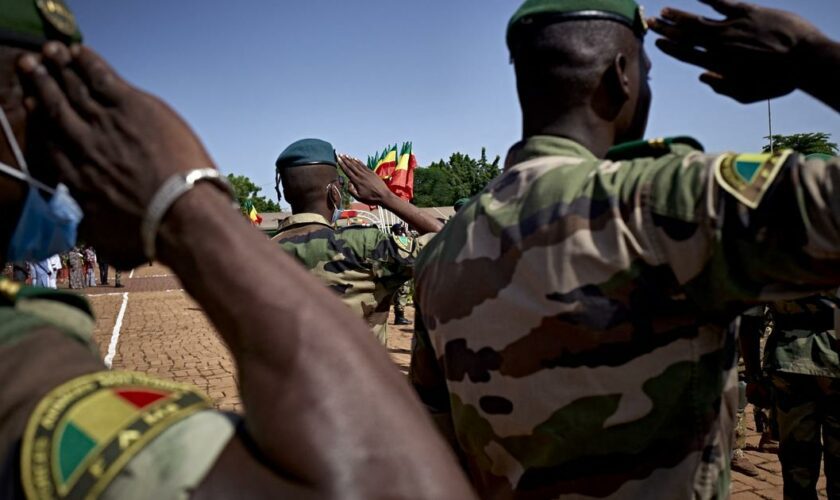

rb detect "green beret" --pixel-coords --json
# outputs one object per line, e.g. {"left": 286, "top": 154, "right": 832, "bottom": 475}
{"left": 606, "top": 136, "right": 704, "bottom": 161}
{"left": 508, "top": 0, "right": 647, "bottom": 49}
{"left": 275, "top": 139, "right": 338, "bottom": 170}
{"left": 0, "top": 0, "right": 82, "bottom": 49}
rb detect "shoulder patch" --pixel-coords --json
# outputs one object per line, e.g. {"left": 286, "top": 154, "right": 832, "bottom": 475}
{"left": 393, "top": 235, "right": 414, "bottom": 254}
{"left": 714, "top": 150, "right": 793, "bottom": 209}
{"left": 22, "top": 371, "right": 210, "bottom": 500}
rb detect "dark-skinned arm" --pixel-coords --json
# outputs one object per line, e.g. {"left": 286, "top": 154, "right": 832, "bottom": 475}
{"left": 649, "top": 0, "right": 840, "bottom": 112}
{"left": 19, "top": 44, "right": 475, "bottom": 499}
{"left": 338, "top": 154, "right": 444, "bottom": 234}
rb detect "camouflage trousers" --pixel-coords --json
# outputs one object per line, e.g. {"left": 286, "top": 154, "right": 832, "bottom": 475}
{"left": 393, "top": 282, "right": 410, "bottom": 315}
{"left": 733, "top": 410, "right": 748, "bottom": 457}
{"left": 772, "top": 372, "right": 840, "bottom": 500}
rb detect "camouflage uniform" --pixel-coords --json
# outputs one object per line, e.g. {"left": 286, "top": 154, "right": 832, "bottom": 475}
{"left": 410, "top": 135, "right": 840, "bottom": 499}
{"left": 765, "top": 294, "right": 840, "bottom": 500}
{"left": 0, "top": 280, "right": 236, "bottom": 498}
{"left": 394, "top": 282, "right": 411, "bottom": 320}
{"left": 274, "top": 213, "right": 429, "bottom": 345}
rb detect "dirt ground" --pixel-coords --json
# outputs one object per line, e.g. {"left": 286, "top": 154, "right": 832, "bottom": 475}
{"left": 77, "top": 263, "right": 824, "bottom": 499}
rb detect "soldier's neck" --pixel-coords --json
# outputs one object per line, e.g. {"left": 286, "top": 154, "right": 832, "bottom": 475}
{"left": 523, "top": 113, "right": 616, "bottom": 159}
{"left": 294, "top": 204, "right": 333, "bottom": 222}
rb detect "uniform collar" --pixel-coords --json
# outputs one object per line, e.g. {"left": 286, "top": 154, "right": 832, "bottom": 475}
{"left": 504, "top": 135, "right": 598, "bottom": 169}
{"left": 277, "top": 213, "right": 333, "bottom": 232}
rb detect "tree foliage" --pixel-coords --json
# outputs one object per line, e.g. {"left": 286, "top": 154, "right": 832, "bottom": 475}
{"left": 413, "top": 148, "right": 501, "bottom": 208}
{"left": 762, "top": 132, "right": 838, "bottom": 155}
{"left": 227, "top": 174, "right": 281, "bottom": 213}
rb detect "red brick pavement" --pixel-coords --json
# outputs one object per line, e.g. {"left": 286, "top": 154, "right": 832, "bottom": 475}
{"left": 86, "top": 264, "right": 825, "bottom": 498}
{"left": 86, "top": 264, "right": 239, "bottom": 412}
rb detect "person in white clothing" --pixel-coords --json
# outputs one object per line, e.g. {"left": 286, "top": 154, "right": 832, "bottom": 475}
{"left": 48, "top": 254, "right": 62, "bottom": 289}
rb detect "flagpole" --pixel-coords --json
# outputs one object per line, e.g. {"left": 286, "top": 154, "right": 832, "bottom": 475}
{"left": 767, "top": 100, "right": 774, "bottom": 154}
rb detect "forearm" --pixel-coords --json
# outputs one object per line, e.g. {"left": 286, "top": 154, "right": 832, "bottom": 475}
{"left": 798, "top": 34, "right": 840, "bottom": 112}
{"left": 156, "top": 185, "right": 470, "bottom": 497}
{"left": 380, "top": 192, "right": 444, "bottom": 234}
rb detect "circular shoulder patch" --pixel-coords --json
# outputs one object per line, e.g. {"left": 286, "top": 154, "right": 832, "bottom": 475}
{"left": 36, "top": 0, "right": 78, "bottom": 37}
{"left": 21, "top": 371, "right": 211, "bottom": 499}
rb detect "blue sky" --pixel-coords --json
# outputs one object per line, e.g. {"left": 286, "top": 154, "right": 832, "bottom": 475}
{"left": 72, "top": 1, "right": 840, "bottom": 208}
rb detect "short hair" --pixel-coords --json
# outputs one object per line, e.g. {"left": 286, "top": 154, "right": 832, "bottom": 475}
{"left": 279, "top": 164, "right": 338, "bottom": 213}
{"left": 511, "top": 20, "right": 638, "bottom": 109}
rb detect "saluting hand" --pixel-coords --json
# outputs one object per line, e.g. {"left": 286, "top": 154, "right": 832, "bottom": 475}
{"left": 649, "top": 0, "right": 826, "bottom": 104}
{"left": 337, "top": 154, "right": 394, "bottom": 206}
{"left": 17, "top": 43, "right": 217, "bottom": 269}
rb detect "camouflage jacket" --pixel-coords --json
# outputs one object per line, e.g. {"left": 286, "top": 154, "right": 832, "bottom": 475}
{"left": 764, "top": 293, "right": 840, "bottom": 378}
{"left": 274, "top": 213, "right": 427, "bottom": 344}
{"left": 410, "top": 135, "right": 840, "bottom": 499}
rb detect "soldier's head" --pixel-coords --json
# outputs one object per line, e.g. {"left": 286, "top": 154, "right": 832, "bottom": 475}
{"left": 508, "top": 0, "right": 651, "bottom": 149}
{"left": 275, "top": 138, "right": 342, "bottom": 219}
{"left": 0, "top": 0, "right": 83, "bottom": 266}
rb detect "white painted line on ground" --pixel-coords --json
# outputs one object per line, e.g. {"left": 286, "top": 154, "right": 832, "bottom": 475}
{"left": 131, "top": 274, "right": 174, "bottom": 279}
{"left": 104, "top": 292, "right": 129, "bottom": 369}
{"left": 128, "top": 269, "right": 135, "bottom": 279}
{"left": 83, "top": 292, "right": 125, "bottom": 298}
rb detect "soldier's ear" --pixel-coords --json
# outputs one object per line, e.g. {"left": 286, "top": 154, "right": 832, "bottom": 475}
{"left": 610, "top": 52, "right": 633, "bottom": 103}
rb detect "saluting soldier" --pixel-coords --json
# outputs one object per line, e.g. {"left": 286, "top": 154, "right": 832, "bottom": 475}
{"left": 409, "top": 0, "right": 840, "bottom": 498}
{"left": 272, "top": 139, "right": 441, "bottom": 345}
{"left": 0, "top": 2, "right": 474, "bottom": 498}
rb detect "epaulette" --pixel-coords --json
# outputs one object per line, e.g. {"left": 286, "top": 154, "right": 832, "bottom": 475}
{"left": 337, "top": 224, "right": 378, "bottom": 233}
{"left": 0, "top": 279, "right": 93, "bottom": 315}
{"left": 606, "top": 136, "right": 704, "bottom": 161}
{"left": 0, "top": 280, "right": 95, "bottom": 348}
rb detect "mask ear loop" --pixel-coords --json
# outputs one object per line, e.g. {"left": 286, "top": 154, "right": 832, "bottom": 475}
{"left": 0, "top": 105, "right": 28, "bottom": 173}
{"left": 328, "top": 183, "right": 343, "bottom": 211}
{"left": 0, "top": 105, "right": 55, "bottom": 194}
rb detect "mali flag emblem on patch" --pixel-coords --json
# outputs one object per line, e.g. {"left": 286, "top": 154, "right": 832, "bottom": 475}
{"left": 21, "top": 371, "right": 210, "bottom": 499}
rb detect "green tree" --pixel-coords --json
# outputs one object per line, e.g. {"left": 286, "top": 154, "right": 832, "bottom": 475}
{"left": 413, "top": 148, "right": 501, "bottom": 208}
{"left": 762, "top": 132, "right": 838, "bottom": 155}
{"left": 227, "top": 174, "right": 281, "bottom": 212}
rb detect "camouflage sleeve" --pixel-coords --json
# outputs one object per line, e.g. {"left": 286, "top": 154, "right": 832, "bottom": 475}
{"left": 636, "top": 150, "right": 840, "bottom": 312}
{"left": 409, "top": 303, "right": 462, "bottom": 455}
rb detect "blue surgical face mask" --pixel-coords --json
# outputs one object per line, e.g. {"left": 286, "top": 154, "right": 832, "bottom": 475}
{"left": 0, "top": 106, "right": 83, "bottom": 263}
{"left": 328, "top": 183, "right": 343, "bottom": 224}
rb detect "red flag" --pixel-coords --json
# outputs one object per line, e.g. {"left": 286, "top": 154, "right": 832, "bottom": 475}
{"left": 389, "top": 142, "right": 416, "bottom": 201}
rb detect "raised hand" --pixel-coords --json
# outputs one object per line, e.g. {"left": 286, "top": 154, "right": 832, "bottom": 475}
{"left": 18, "top": 43, "right": 217, "bottom": 268}
{"left": 337, "top": 154, "right": 393, "bottom": 206}
{"left": 649, "top": 0, "right": 826, "bottom": 104}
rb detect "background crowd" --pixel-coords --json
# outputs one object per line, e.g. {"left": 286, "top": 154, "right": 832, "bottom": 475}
{"left": 2, "top": 246, "right": 121, "bottom": 290}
